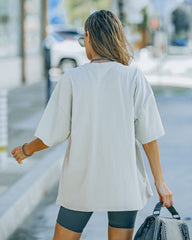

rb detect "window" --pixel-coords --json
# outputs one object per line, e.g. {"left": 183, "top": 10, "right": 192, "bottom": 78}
{"left": 0, "top": 0, "right": 20, "bottom": 58}
{"left": 25, "top": 0, "right": 42, "bottom": 55}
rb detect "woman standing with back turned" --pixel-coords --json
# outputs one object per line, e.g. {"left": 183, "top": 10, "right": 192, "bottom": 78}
{"left": 12, "top": 10, "right": 173, "bottom": 240}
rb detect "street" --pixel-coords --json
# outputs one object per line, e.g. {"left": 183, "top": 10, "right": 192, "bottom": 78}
{"left": 8, "top": 87, "right": 192, "bottom": 239}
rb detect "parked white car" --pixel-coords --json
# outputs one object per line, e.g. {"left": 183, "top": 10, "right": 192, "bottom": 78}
{"left": 50, "top": 39, "right": 88, "bottom": 72}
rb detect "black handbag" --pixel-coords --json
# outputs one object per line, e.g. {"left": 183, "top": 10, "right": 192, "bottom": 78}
{"left": 134, "top": 202, "right": 190, "bottom": 240}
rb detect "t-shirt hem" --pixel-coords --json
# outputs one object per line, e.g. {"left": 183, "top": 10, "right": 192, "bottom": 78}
{"left": 55, "top": 197, "right": 152, "bottom": 212}
{"left": 34, "top": 133, "right": 53, "bottom": 147}
{"left": 139, "top": 129, "right": 165, "bottom": 145}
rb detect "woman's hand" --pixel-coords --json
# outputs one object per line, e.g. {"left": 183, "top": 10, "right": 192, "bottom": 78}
{"left": 11, "top": 138, "right": 49, "bottom": 164}
{"left": 155, "top": 181, "right": 174, "bottom": 208}
{"left": 11, "top": 146, "right": 29, "bottom": 164}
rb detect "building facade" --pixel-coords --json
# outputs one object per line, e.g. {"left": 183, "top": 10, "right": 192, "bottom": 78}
{"left": 0, "top": 0, "right": 47, "bottom": 89}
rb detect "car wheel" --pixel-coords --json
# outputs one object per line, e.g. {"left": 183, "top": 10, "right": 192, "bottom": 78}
{"left": 59, "top": 59, "right": 77, "bottom": 73}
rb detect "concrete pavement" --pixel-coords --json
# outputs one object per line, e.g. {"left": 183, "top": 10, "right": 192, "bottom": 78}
{"left": 135, "top": 49, "right": 192, "bottom": 88}
{"left": 0, "top": 80, "right": 67, "bottom": 240}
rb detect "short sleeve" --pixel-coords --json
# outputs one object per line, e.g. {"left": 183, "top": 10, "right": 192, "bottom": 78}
{"left": 134, "top": 68, "right": 165, "bottom": 144}
{"left": 34, "top": 72, "right": 72, "bottom": 147}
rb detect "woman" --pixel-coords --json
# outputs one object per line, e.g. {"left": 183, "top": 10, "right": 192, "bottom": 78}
{"left": 12, "top": 10, "right": 173, "bottom": 240}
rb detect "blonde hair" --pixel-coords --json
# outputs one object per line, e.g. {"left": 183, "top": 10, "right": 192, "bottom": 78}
{"left": 84, "top": 10, "right": 133, "bottom": 66}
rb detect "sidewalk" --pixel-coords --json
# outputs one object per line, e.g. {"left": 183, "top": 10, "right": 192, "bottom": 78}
{"left": 135, "top": 49, "right": 192, "bottom": 89}
{"left": 0, "top": 80, "right": 67, "bottom": 240}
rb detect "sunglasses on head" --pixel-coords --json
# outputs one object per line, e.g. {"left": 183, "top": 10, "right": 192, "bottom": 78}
{"left": 78, "top": 36, "right": 85, "bottom": 47}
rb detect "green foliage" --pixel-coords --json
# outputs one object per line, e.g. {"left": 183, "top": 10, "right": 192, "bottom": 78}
{"left": 65, "top": 0, "right": 112, "bottom": 25}
{"left": 137, "top": 7, "right": 148, "bottom": 30}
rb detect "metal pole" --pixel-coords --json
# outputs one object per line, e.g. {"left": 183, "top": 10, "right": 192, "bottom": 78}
{"left": 42, "top": 0, "right": 52, "bottom": 105}
{"left": 21, "top": 0, "right": 26, "bottom": 84}
{"left": 0, "top": 90, "right": 8, "bottom": 169}
{"left": 118, "top": 0, "right": 125, "bottom": 25}
{"left": 43, "top": 0, "right": 48, "bottom": 40}
{"left": 45, "top": 47, "right": 51, "bottom": 105}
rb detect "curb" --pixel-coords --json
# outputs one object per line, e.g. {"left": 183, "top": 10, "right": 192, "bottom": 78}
{"left": 0, "top": 142, "right": 66, "bottom": 240}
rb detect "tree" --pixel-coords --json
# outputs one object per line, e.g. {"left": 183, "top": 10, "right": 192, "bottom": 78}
{"left": 65, "top": 0, "right": 112, "bottom": 25}
{"left": 172, "top": 7, "right": 190, "bottom": 34}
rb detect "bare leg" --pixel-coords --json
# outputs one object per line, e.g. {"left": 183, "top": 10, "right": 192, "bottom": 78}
{"left": 108, "top": 225, "right": 134, "bottom": 240}
{"left": 53, "top": 222, "right": 83, "bottom": 240}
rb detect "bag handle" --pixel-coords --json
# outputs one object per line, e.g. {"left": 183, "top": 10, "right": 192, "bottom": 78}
{"left": 153, "top": 202, "right": 181, "bottom": 219}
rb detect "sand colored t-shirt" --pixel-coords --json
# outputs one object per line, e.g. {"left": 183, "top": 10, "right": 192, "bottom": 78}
{"left": 34, "top": 61, "right": 165, "bottom": 212}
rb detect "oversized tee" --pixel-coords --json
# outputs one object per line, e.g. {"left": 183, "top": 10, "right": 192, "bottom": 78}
{"left": 34, "top": 61, "right": 165, "bottom": 212}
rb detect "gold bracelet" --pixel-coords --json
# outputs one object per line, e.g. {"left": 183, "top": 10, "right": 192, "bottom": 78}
{"left": 21, "top": 143, "right": 33, "bottom": 157}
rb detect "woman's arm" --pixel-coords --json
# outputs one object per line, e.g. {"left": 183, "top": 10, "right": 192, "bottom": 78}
{"left": 11, "top": 138, "right": 49, "bottom": 164}
{"left": 142, "top": 139, "right": 174, "bottom": 208}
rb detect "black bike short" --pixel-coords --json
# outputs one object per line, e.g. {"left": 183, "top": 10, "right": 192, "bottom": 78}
{"left": 56, "top": 205, "right": 138, "bottom": 233}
